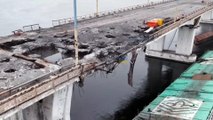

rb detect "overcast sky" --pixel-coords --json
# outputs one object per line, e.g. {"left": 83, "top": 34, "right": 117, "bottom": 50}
{"left": 0, "top": 0, "right": 159, "bottom": 36}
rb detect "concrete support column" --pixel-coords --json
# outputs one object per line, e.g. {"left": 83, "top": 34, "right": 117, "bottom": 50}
{"left": 4, "top": 112, "right": 24, "bottom": 120}
{"left": 201, "top": 10, "right": 213, "bottom": 24}
{"left": 22, "top": 103, "right": 41, "bottom": 120}
{"left": 202, "top": 10, "right": 213, "bottom": 20}
{"left": 41, "top": 83, "right": 74, "bottom": 120}
{"left": 146, "top": 36, "right": 165, "bottom": 52}
{"left": 145, "top": 25, "right": 197, "bottom": 63}
{"left": 176, "top": 26, "right": 195, "bottom": 56}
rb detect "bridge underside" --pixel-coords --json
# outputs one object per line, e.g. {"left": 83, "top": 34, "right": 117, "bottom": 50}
{"left": 0, "top": 0, "right": 213, "bottom": 119}
{"left": 145, "top": 20, "right": 199, "bottom": 63}
{"left": 145, "top": 9, "right": 213, "bottom": 63}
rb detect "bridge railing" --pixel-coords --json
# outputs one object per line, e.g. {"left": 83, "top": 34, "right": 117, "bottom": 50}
{"left": 148, "top": 2, "right": 213, "bottom": 40}
{"left": 52, "top": 0, "right": 175, "bottom": 27}
{"left": 23, "top": 24, "right": 41, "bottom": 32}
{"left": 3, "top": 0, "right": 213, "bottom": 117}
{"left": 52, "top": 18, "right": 73, "bottom": 27}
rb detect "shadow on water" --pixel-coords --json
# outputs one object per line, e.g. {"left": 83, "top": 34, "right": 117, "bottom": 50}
{"left": 71, "top": 50, "right": 189, "bottom": 120}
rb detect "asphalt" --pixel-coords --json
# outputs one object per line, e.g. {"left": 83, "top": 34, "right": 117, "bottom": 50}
{"left": 0, "top": 0, "right": 208, "bottom": 90}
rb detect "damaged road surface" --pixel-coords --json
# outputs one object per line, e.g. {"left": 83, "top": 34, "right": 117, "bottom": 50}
{"left": 0, "top": 0, "right": 209, "bottom": 117}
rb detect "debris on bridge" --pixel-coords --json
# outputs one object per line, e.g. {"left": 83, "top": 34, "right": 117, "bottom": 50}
{"left": 0, "top": 0, "right": 213, "bottom": 118}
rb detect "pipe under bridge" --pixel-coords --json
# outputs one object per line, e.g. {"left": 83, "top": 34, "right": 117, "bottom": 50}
{"left": 1, "top": 0, "right": 213, "bottom": 119}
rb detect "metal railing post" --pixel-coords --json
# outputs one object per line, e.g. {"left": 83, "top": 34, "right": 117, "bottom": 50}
{"left": 73, "top": 0, "right": 79, "bottom": 66}
{"left": 96, "top": 0, "right": 99, "bottom": 17}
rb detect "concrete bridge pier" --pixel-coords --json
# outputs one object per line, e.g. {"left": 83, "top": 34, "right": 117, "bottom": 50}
{"left": 201, "top": 10, "right": 213, "bottom": 23}
{"left": 3, "top": 80, "right": 76, "bottom": 120}
{"left": 145, "top": 23, "right": 199, "bottom": 63}
{"left": 38, "top": 83, "right": 74, "bottom": 120}
{"left": 3, "top": 112, "right": 24, "bottom": 120}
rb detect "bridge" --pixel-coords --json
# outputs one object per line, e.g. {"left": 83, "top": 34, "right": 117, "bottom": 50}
{"left": 0, "top": 0, "right": 213, "bottom": 119}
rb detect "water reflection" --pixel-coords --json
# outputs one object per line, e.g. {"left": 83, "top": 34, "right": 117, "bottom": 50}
{"left": 128, "top": 50, "right": 138, "bottom": 87}
{"left": 71, "top": 50, "right": 189, "bottom": 120}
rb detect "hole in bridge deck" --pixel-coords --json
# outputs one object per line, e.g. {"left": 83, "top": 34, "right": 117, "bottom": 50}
{"left": 23, "top": 46, "right": 66, "bottom": 63}
{"left": 105, "top": 34, "right": 116, "bottom": 38}
{"left": 0, "top": 58, "right": 10, "bottom": 63}
{"left": 4, "top": 69, "right": 16, "bottom": 73}
{"left": 63, "top": 49, "right": 92, "bottom": 59}
{"left": 24, "top": 45, "right": 92, "bottom": 63}
{"left": 0, "top": 38, "right": 36, "bottom": 50}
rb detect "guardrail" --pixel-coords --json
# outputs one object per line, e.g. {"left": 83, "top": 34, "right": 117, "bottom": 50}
{"left": 148, "top": 2, "right": 213, "bottom": 40}
{"left": 52, "top": 0, "right": 175, "bottom": 27}
{"left": 52, "top": 18, "right": 73, "bottom": 27}
{"left": 2, "top": 1, "right": 213, "bottom": 117}
{"left": 23, "top": 24, "right": 41, "bottom": 32}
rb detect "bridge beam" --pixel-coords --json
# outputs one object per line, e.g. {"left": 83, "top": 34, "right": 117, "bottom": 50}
{"left": 145, "top": 25, "right": 198, "bottom": 63}
{"left": 201, "top": 10, "right": 213, "bottom": 24}
{"left": 20, "top": 83, "right": 74, "bottom": 120}
{"left": 2, "top": 78, "right": 78, "bottom": 120}
{"left": 3, "top": 112, "right": 24, "bottom": 120}
{"left": 41, "top": 82, "right": 74, "bottom": 120}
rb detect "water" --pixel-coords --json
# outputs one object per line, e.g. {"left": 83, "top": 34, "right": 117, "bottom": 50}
{"left": 70, "top": 23, "right": 213, "bottom": 120}
{"left": 71, "top": 50, "right": 189, "bottom": 120}
{"left": 0, "top": 0, "right": 160, "bottom": 36}
{"left": 1, "top": 1, "right": 213, "bottom": 120}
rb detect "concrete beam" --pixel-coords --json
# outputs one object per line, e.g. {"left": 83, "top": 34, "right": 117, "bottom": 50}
{"left": 0, "top": 77, "right": 79, "bottom": 120}
{"left": 201, "top": 10, "right": 213, "bottom": 24}
{"left": 146, "top": 36, "right": 165, "bottom": 52}
{"left": 146, "top": 50, "right": 197, "bottom": 63}
{"left": 41, "top": 81, "right": 74, "bottom": 120}
{"left": 201, "top": 10, "right": 213, "bottom": 20}
{"left": 176, "top": 26, "right": 195, "bottom": 56}
{"left": 145, "top": 23, "right": 198, "bottom": 63}
{"left": 3, "top": 112, "right": 24, "bottom": 120}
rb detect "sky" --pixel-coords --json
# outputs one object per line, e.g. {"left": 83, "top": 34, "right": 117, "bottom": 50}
{"left": 0, "top": 0, "right": 160, "bottom": 36}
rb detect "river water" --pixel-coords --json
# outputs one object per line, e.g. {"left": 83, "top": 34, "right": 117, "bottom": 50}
{"left": 71, "top": 23, "right": 213, "bottom": 120}
{"left": 1, "top": 0, "right": 213, "bottom": 120}
{"left": 71, "top": 50, "right": 189, "bottom": 120}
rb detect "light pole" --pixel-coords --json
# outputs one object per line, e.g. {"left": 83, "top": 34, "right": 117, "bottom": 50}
{"left": 73, "top": 0, "right": 79, "bottom": 66}
{"left": 96, "top": 0, "right": 99, "bottom": 16}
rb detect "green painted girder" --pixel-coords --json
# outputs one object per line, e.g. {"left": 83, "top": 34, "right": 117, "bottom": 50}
{"left": 166, "top": 78, "right": 213, "bottom": 93}
{"left": 201, "top": 51, "right": 213, "bottom": 60}
{"left": 181, "top": 63, "right": 213, "bottom": 79}
{"left": 133, "top": 96, "right": 213, "bottom": 120}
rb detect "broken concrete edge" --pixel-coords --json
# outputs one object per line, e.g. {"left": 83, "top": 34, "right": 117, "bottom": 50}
{"left": 0, "top": 2, "right": 211, "bottom": 107}
{"left": 0, "top": 1, "right": 211, "bottom": 94}
{"left": 0, "top": 39, "right": 148, "bottom": 116}
{"left": 0, "top": 77, "right": 79, "bottom": 119}
{"left": 1, "top": 0, "right": 211, "bottom": 116}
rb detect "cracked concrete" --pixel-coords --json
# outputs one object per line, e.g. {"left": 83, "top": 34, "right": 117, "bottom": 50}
{"left": 0, "top": 0, "right": 207, "bottom": 90}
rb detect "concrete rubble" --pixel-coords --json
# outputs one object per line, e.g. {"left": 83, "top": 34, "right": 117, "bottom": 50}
{"left": 0, "top": 0, "right": 206, "bottom": 90}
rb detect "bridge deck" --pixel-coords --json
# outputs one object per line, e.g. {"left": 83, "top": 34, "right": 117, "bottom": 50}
{"left": 0, "top": 0, "right": 212, "bottom": 117}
